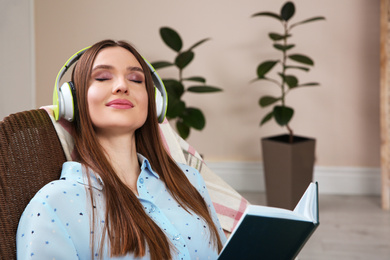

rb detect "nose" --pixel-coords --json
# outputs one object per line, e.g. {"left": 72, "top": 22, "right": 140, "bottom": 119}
{"left": 112, "top": 77, "right": 129, "bottom": 94}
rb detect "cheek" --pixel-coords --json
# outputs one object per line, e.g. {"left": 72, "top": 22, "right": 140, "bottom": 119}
{"left": 87, "top": 86, "right": 104, "bottom": 122}
{"left": 87, "top": 85, "right": 102, "bottom": 106}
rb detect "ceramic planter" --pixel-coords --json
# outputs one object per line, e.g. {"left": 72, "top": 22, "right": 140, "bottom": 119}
{"left": 261, "top": 134, "right": 316, "bottom": 210}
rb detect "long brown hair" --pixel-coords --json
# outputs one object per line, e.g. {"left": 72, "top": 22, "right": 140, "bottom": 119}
{"left": 71, "top": 40, "right": 223, "bottom": 259}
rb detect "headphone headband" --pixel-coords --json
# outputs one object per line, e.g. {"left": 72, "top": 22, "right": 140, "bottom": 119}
{"left": 53, "top": 46, "right": 168, "bottom": 123}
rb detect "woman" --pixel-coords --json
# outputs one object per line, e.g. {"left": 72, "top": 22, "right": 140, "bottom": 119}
{"left": 17, "top": 40, "right": 226, "bottom": 259}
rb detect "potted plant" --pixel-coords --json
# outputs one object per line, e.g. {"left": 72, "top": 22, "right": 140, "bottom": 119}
{"left": 251, "top": 1, "right": 325, "bottom": 209}
{"left": 152, "top": 27, "right": 222, "bottom": 140}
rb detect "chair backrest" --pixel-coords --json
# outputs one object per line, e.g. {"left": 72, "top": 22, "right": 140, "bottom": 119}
{"left": 0, "top": 109, "right": 66, "bottom": 260}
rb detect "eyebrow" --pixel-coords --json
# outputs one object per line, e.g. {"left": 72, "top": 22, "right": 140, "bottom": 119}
{"left": 92, "top": 64, "right": 144, "bottom": 73}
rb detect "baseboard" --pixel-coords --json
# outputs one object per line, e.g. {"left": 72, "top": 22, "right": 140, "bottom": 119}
{"left": 206, "top": 161, "right": 381, "bottom": 195}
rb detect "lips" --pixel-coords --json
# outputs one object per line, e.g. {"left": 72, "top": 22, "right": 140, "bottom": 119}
{"left": 106, "top": 99, "right": 134, "bottom": 109}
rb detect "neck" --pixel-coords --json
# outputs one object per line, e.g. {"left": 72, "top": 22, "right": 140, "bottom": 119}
{"left": 96, "top": 131, "right": 140, "bottom": 195}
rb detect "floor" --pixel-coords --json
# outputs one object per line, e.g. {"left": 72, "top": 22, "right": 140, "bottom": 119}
{"left": 239, "top": 192, "right": 390, "bottom": 260}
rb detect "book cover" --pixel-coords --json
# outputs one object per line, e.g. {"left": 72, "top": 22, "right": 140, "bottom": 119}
{"left": 218, "top": 182, "right": 319, "bottom": 260}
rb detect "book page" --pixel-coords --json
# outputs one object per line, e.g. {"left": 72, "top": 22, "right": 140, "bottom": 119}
{"left": 232, "top": 182, "right": 318, "bottom": 231}
{"left": 294, "top": 182, "right": 318, "bottom": 224}
{"left": 245, "top": 204, "right": 311, "bottom": 222}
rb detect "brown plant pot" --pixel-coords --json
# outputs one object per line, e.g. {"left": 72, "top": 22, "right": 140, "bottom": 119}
{"left": 261, "top": 134, "right": 316, "bottom": 210}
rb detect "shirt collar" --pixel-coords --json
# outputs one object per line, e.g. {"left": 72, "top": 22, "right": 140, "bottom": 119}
{"left": 137, "top": 153, "right": 160, "bottom": 179}
{"left": 61, "top": 153, "right": 159, "bottom": 190}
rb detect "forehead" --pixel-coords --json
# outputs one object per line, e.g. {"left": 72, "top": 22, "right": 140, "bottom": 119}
{"left": 93, "top": 46, "right": 141, "bottom": 69}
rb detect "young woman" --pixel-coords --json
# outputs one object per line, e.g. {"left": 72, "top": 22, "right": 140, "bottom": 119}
{"left": 17, "top": 40, "right": 226, "bottom": 259}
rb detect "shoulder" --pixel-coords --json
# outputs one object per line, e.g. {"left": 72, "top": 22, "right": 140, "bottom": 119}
{"left": 33, "top": 163, "right": 87, "bottom": 203}
{"left": 20, "top": 162, "right": 90, "bottom": 221}
{"left": 177, "top": 163, "right": 207, "bottom": 192}
{"left": 38, "top": 181, "right": 86, "bottom": 204}
{"left": 177, "top": 163, "right": 201, "bottom": 179}
{"left": 20, "top": 181, "right": 88, "bottom": 223}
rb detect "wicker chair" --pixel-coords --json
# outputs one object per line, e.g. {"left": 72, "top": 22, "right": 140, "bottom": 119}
{"left": 0, "top": 109, "right": 67, "bottom": 259}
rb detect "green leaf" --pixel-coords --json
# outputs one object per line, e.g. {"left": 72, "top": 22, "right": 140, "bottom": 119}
{"left": 187, "top": 86, "right": 223, "bottom": 93}
{"left": 151, "top": 61, "right": 174, "bottom": 70}
{"left": 163, "top": 79, "right": 184, "bottom": 99}
{"left": 273, "top": 106, "right": 294, "bottom": 126}
{"left": 251, "top": 12, "right": 282, "bottom": 21}
{"left": 259, "top": 96, "right": 280, "bottom": 107}
{"left": 182, "top": 107, "right": 205, "bottom": 130}
{"left": 285, "top": 65, "right": 310, "bottom": 72}
{"left": 175, "top": 51, "right": 194, "bottom": 69}
{"left": 290, "top": 16, "right": 326, "bottom": 29}
{"left": 298, "top": 82, "right": 320, "bottom": 87}
{"left": 279, "top": 73, "right": 298, "bottom": 88}
{"left": 260, "top": 111, "right": 274, "bottom": 126}
{"left": 257, "top": 60, "right": 278, "bottom": 78}
{"left": 176, "top": 120, "right": 190, "bottom": 140}
{"left": 288, "top": 54, "right": 314, "bottom": 66}
{"left": 183, "top": 76, "right": 206, "bottom": 83}
{"left": 269, "top": 33, "right": 291, "bottom": 41}
{"left": 281, "top": 2, "right": 295, "bottom": 21}
{"left": 188, "top": 38, "right": 211, "bottom": 51}
{"left": 273, "top": 44, "right": 295, "bottom": 51}
{"left": 160, "top": 27, "right": 182, "bottom": 52}
{"left": 167, "top": 98, "right": 185, "bottom": 118}
{"left": 285, "top": 75, "right": 298, "bottom": 88}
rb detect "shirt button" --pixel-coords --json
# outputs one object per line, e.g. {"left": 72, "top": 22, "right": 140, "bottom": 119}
{"left": 173, "top": 234, "right": 180, "bottom": 241}
{"left": 150, "top": 205, "right": 156, "bottom": 212}
{"left": 139, "top": 178, "right": 144, "bottom": 184}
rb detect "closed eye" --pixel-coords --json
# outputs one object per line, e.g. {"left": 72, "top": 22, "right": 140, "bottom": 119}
{"left": 131, "top": 80, "right": 143, "bottom": 84}
{"left": 128, "top": 73, "right": 144, "bottom": 84}
{"left": 92, "top": 70, "right": 112, "bottom": 82}
{"left": 95, "top": 78, "right": 110, "bottom": 82}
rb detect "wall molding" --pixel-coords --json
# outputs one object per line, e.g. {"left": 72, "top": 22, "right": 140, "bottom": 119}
{"left": 206, "top": 161, "right": 381, "bottom": 195}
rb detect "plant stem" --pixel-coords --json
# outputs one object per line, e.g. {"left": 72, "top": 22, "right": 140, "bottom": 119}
{"left": 280, "top": 21, "right": 288, "bottom": 107}
{"left": 282, "top": 20, "right": 294, "bottom": 142}
{"left": 286, "top": 124, "right": 294, "bottom": 143}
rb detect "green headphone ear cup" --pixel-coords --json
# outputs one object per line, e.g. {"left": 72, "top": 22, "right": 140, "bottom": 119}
{"left": 60, "top": 82, "right": 76, "bottom": 122}
{"left": 53, "top": 87, "right": 61, "bottom": 121}
{"left": 53, "top": 46, "right": 90, "bottom": 122}
{"left": 143, "top": 58, "right": 167, "bottom": 123}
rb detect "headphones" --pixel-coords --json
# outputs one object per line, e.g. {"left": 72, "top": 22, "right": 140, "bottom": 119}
{"left": 53, "top": 46, "right": 168, "bottom": 123}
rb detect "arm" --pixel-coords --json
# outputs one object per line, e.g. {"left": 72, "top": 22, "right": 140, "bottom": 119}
{"left": 179, "top": 163, "right": 228, "bottom": 244}
{"left": 16, "top": 194, "right": 79, "bottom": 259}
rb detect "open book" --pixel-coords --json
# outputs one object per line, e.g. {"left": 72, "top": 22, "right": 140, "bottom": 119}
{"left": 218, "top": 182, "right": 319, "bottom": 260}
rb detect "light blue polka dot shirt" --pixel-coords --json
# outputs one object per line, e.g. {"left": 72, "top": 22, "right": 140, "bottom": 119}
{"left": 16, "top": 154, "right": 226, "bottom": 259}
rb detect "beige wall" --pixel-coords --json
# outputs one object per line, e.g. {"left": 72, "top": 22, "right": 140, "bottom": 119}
{"left": 0, "top": 0, "right": 34, "bottom": 119}
{"left": 34, "top": 0, "right": 380, "bottom": 168}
